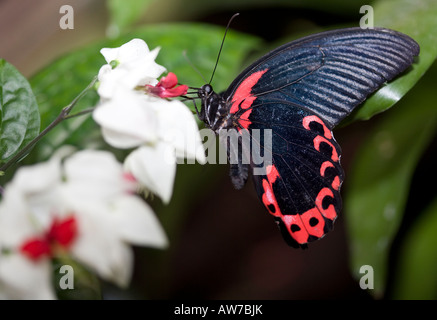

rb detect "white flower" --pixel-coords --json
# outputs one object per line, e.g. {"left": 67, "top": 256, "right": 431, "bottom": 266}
{"left": 93, "top": 39, "right": 205, "bottom": 204}
{"left": 0, "top": 184, "right": 57, "bottom": 300}
{"left": 93, "top": 89, "right": 159, "bottom": 148}
{"left": 94, "top": 90, "right": 206, "bottom": 203}
{"left": 0, "top": 149, "right": 168, "bottom": 299}
{"left": 97, "top": 39, "right": 166, "bottom": 100}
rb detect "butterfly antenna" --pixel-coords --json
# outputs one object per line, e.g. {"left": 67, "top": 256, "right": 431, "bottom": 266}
{"left": 208, "top": 13, "right": 240, "bottom": 85}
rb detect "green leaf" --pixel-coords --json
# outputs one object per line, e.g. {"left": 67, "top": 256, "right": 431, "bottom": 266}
{"left": 106, "top": 0, "right": 155, "bottom": 37}
{"left": 344, "top": 62, "right": 437, "bottom": 296}
{"left": 28, "top": 23, "right": 260, "bottom": 162}
{"left": 345, "top": 0, "right": 437, "bottom": 124}
{"left": 391, "top": 197, "right": 437, "bottom": 299}
{"left": 0, "top": 59, "right": 40, "bottom": 165}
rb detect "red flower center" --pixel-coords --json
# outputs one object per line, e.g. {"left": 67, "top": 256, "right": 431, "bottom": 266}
{"left": 145, "top": 72, "right": 188, "bottom": 98}
{"left": 20, "top": 215, "right": 78, "bottom": 261}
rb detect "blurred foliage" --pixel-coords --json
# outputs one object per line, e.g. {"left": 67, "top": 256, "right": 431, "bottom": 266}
{"left": 345, "top": 62, "right": 437, "bottom": 296}
{"left": 0, "top": 0, "right": 436, "bottom": 300}
{"left": 106, "top": 0, "right": 155, "bottom": 37}
{"left": 391, "top": 198, "right": 437, "bottom": 299}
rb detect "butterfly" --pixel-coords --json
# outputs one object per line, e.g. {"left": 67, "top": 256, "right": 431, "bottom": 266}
{"left": 193, "top": 25, "right": 419, "bottom": 248}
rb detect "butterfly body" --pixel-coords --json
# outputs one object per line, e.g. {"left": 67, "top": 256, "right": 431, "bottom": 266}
{"left": 196, "top": 27, "right": 419, "bottom": 248}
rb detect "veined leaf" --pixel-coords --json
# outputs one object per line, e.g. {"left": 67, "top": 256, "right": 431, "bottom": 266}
{"left": 0, "top": 59, "right": 40, "bottom": 166}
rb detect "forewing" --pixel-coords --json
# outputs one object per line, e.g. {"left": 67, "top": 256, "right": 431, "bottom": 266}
{"left": 224, "top": 27, "right": 419, "bottom": 129}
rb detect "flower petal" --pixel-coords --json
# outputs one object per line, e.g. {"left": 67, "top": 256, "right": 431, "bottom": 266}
{"left": 70, "top": 208, "right": 134, "bottom": 288}
{"left": 98, "top": 40, "right": 166, "bottom": 99}
{"left": 155, "top": 100, "right": 206, "bottom": 164}
{"left": 100, "top": 38, "right": 149, "bottom": 64}
{"left": 124, "top": 144, "right": 176, "bottom": 203}
{"left": 0, "top": 185, "right": 54, "bottom": 246}
{"left": 62, "top": 150, "right": 136, "bottom": 200}
{"left": 8, "top": 155, "right": 61, "bottom": 194}
{"left": 0, "top": 254, "right": 56, "bottom": 299}
{"left": 111, "top": 195, "right": 168, "bottom": 248}
{"left": 93, "top": 90, "right": 159, "bottom": 148}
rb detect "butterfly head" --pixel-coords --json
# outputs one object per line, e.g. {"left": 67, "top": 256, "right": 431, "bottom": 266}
{"left": 196, "top": 84, "right": 228, "bottom": 132}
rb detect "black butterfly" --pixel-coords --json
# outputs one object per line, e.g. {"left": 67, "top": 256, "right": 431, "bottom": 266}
{"left": 194, "top": 26, "right": 419, "bottom": 248}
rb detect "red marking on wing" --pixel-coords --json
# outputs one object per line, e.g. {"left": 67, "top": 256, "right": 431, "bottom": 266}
{"left": 320, "top": 161, "right": 334, "bottom": 177}
{"left": 315, "top": 187, "right": 337, "bottom": 220}
{"left": 238, "top": 109, "right": 253, "bottom": 130}
{"left": 313, "top": 136, "right": 339, "bottom": 162}
{"left": 262, "top": 179, "right": 281, "bottom": 217}
{"left": 261, "top": 163, "right": 338, "bottom": 245}
{"left": 262, "top": 165, "right": 317, "bottom": 245}
{"left": 331, "top": 176, "right": 341, "bottom": 191}
{"left": 282, "top": 215, "right": 309, "bottom": 244}
{"left": 302, "top": 115, "right": 332, "bottom": 139}
{"left": 230, "top": 69, "right": 268, "bottom": 114}
{"left": 266, "top": 164, "right": 280, "bottom": 184}
{"left": 261, "top": 165, "right": 281, "bottom": 216}
{"left": 301, "top": 207, "right": 325, "bottom": 238}
{"left": 320, "top": 160, "right": 341, "bottom": 191}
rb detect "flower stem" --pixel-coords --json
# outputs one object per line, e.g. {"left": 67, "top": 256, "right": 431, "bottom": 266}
{"left": 0, "top": 76, "right": 98, "bottom": 173}
{"left": 63, "top": 107, "right": 96, "bottom": 120}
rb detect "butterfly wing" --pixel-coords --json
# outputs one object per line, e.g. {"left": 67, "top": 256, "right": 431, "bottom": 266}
{"left": 224, "top": 27, "right": 419, "bottom": 129}
{"left": 222, "top": 27, "right": 419, "bottom": 247}
{"left": 249, "top": 109, "right": 343, "bottom": 248}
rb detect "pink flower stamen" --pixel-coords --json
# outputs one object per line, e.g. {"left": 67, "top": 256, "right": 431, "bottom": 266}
{"left": 47, "top": 216, "right": 78, "bottom": 248}
{"left": 146, "top": 72, "right": 188, "bottom": 98}
{"left": 20, "top": 215, "right": 78, "bottom": 261}
{"left": 20, "top": 238, "right": 51, "bottom": 261}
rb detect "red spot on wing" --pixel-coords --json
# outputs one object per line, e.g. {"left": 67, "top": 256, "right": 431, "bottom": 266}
{"left": 331, "top": 176, "right": 341, "bottom": 191}
{"left": 300, "top": 207, "right": 325, "bottom": 238}
{"left": 230, "top": 69, "right": 268, "bottom": 114}
{"left": 238, "top": 109, "right": 253, "bottom": 130}
{"left": 315, "top": 187, "right": 337, "bottom": 220}
{"left": 320, "top": 160, "right": 341, "bottom": 191}
{"left": 302, "top": 115, "right": 332, "bottom": 139}
{"left": 313, "top": 136, "right": 339, "bottom": 162}
{"left": 262, "top": 179, "right": 281, "bottom": 217}
{"left": 230, "top": 69, "right": 268, "bottom": 130}
{"left": 261, "top": 164, "right": 315, "bottom": 245}
{"left": 282, "top": 215, "right": 309, "bottom": 244}
{"left": 266, "top": 164, "right": 280, "bottom": 184}
{"left": 261, "top": 164, "right": 281, "bottom": 217}
{"left": 320, "top": 161, "right": 334, "bottom": 177}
